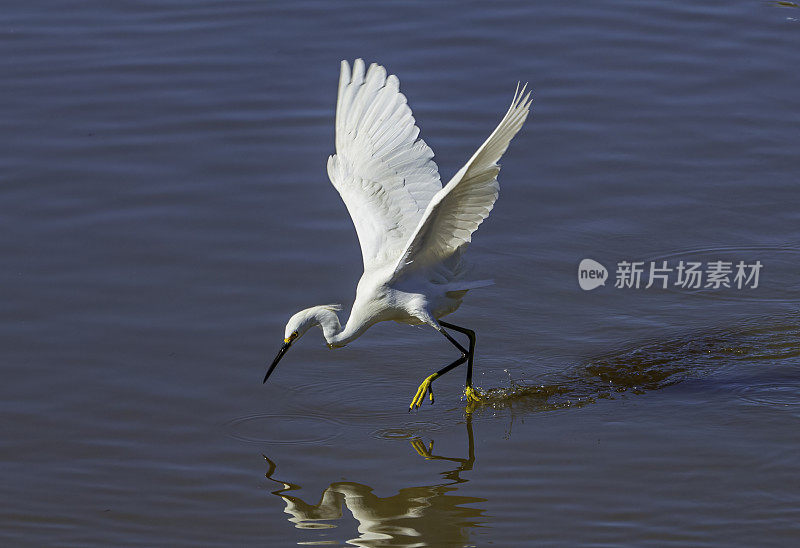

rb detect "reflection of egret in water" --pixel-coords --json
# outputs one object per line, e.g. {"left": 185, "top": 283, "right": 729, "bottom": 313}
{"left": 263, "top": 417, "right": 484, "bottom": 547}
{"left": 467, "top": 318, "right": 800, "bottom": 416}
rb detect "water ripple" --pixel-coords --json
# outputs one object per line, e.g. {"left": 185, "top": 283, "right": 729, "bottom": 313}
{"left": 733, "top": 382, "right": 800, "bottom": 409}
{"left": 371, "top": 420, "right": 447, "bottom": 441}
{"left": 225, "top": 412, "right": 344, "bottom": 445}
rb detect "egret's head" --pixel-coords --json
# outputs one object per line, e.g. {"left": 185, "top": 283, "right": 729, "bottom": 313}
{"left": 282, "top": 307, "right": 325, "bottom": 342}
{"left": 264, "top": 305, "right": 342, "bottom": 383}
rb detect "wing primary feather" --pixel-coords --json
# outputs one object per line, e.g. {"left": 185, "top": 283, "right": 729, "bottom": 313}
{"left": 327, "top": 60, "right": 443, "bottom": 271}
{"left": 391, "top": 83, "right": 532, "bottom": 279}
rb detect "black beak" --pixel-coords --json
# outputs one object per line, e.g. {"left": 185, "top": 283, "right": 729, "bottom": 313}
{"left": 264, "top": 341, "right": 292, "bottom": 383}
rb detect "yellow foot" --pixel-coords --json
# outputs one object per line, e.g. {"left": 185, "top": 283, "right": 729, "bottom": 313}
{"left": 464, "top": 385, "right": 482, "bottom": 404}
{"left": 409, "top": 373, "right": 438, "bottom": 411}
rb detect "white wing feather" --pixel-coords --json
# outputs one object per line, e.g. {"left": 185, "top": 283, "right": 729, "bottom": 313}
{"left": 327, "top": 59, "right": 442, "bottom": 271}
{"left": 392, "top": 85, "right": 532, "bottom": 278}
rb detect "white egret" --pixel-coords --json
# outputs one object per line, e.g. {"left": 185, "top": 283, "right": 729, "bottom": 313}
{"left": 265, "top": 59, "right": 532, "bottom": 410}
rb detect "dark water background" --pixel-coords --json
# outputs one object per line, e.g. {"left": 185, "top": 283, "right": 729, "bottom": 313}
{"left": 2, "top": 1, "right": 799, "bottom": 546}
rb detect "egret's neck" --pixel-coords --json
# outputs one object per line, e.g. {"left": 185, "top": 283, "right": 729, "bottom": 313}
{"left": 310, "top": 308, "right": 342, "bottom": 344}
{"left": 306, "top": 305, "right": 368, "bottom": 348}
{"left": 325, "top": 309, "right": 369, "bottom": 348}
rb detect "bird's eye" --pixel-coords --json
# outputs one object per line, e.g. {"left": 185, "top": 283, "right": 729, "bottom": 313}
{"left": 291, "top": 331, "right": 298, "bottom": 339}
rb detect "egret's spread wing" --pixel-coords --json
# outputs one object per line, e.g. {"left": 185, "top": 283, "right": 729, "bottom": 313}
{"left": 392, "top": 85, "right": 532, "bottom": 277}
{"left": 327, "top": 59, "right": 442, "bottom": 271}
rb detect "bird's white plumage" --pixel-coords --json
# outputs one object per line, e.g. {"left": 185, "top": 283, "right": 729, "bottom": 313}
{"left": 279, "top": 59, "right": 531, "bottom": 350}
{"left": 327, "top": 59, "right": 442, "bottom": 271}
{"left": 392, "top": 84, "right": 532, "bottom": 278}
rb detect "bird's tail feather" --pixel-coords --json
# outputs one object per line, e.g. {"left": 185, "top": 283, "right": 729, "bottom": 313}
{"left": 446, "top": 279, "right": 494, "bottom": 294}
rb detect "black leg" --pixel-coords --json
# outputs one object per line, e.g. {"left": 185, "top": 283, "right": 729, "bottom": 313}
{"left": 409, "top": 321, "right": 479, "bottom": 410}
{"left": 433, "top": 352, "right": 468, "bottom": 378}
{"left": 440, "top": 321, "right": 477, "bottom": 387}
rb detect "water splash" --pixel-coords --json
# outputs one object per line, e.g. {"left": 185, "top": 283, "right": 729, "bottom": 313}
{"left": 466, "top": 317, "right": 800, "bottom": 414}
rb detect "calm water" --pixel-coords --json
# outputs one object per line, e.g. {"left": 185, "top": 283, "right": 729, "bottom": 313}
{"left": 2, "top": 1, "right": 799, "bottom": 546}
